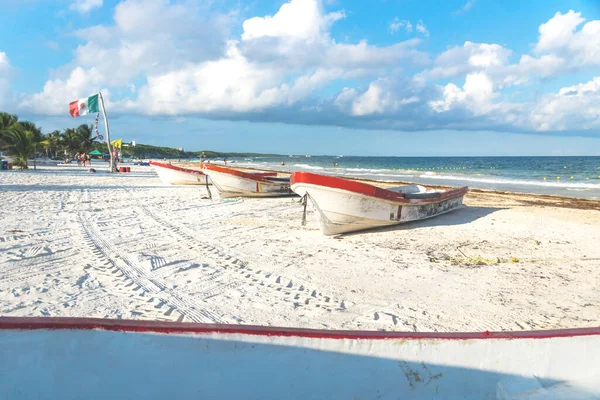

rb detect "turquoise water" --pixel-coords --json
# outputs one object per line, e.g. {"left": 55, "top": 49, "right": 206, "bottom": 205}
{"left": 226, "top": 156, "right": 600, "bottom": 199}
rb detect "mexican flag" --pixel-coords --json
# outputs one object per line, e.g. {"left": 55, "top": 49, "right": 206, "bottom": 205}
{"left": 69, "top": 94, "right": 99, "bottom": 117}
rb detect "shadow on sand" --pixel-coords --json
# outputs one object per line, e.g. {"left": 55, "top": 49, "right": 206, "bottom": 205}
{"left": 342, "top": 205, "right": 503, "bottom": 237}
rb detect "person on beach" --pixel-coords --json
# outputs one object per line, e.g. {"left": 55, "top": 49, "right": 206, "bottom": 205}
{"left": 75, "top": 153, "right": 81, "bottom": 166}
{"left": 84, "top": 153, "right": 90, "bottom": 166}
{"left": 112, "top": 147, "right": 119, "bottom": 171}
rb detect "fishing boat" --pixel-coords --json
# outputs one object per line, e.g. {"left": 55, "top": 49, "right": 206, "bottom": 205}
{"left": 149, "top": 161, "right": 209, "bottom": 185}
{"left": 201, "top": 164, "right": 294, "bottom": 198}
{"left": 1, "top": 317, "right": 599, "bottom": 399}
{"left": 291, "top": 172, "right": 468, "bottom": 235}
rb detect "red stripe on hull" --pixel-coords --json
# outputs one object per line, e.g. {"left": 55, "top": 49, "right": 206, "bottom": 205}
{"left": 149, "top": 161, "right": 205, "bottom": 176}
{"left": 202, "top": 164, "right": 278, "bottom": 183}
{"left": 0, "top": 317, "right": 598, "bottom": 340}
{"left": 291, "top": 172, "right": 468, "bottom": 204}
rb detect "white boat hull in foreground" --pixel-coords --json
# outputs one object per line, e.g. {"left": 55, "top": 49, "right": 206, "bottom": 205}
{"left": 291, "top": 172, "right": 468, "bottom": 235}
{"left": 0, "top": 317, "right": 599, "bottom": 399}
{"left": 201, "top": 164, "right": 294, "bottom": 198}
{"left": 149, "top": 161, "right": 209, "bottom": 185}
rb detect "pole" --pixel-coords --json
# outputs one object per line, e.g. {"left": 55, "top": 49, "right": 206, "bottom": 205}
{"left": 33, "top": 144, "right": 36, "bottom": 170}
{"left": 98, "top": 92, "right": 114, "bottom": 172}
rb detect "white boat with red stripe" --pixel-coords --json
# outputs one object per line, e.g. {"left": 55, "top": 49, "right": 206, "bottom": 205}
{"left": 201, "top": 164, "right": 294, "bottom": 198}
{"left": 1, "top": 317, "right": 599, "bottom": 399}
{"left": 291, "top": 172, "right": 468, "bottom": 235}
{"left": 149, "top": 161, "right": 209, "bottom": 185}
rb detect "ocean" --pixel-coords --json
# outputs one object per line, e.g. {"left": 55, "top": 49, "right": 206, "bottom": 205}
{"left": 224, "top": 156, "right": 600, "bottom": 200}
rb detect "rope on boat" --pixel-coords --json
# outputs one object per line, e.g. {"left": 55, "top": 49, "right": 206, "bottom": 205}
{"left": 301, "top": 194, "right": 308, "bottom": 226}
{"left": 205, "top": 175, "right": 212, "bottom": 200}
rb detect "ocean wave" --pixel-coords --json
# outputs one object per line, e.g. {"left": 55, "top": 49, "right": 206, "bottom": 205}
{"left": 418, "top": 174, "right": 600, "bottom": 189}
{"left": 345, "top": 168, "right": 393, "bottom": 173}
{"left": 293, "top": 164, "right": 324, "bottom": 170}
{"left": 338, "top": 172, "right": 413, "bottom": 179}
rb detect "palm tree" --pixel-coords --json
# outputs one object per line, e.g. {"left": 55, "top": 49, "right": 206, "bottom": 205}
{"left": 0, "top": 112, "right": 19, "bottom": 149}
{"left": 18, "top": 121, "right": 44, "bottom": 144}
{"left": 61, "top": 128, "right": 80, "bottom": 155}
{"left": 3, "top": 125, "right": 37, "bottom": 169}
{"left": 41, "top": 130, "right": 62, "bottom": 159}
{"left": 76, "top": 124, "right": 98, "bottom": 153}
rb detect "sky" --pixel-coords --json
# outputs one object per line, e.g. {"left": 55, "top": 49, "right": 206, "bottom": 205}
{"left": 1, "top": 0, "right": 600, "bottom": 156}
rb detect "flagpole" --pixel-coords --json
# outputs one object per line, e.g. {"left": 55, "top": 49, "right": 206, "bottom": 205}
{"left": 98, "top": 92, "right": 115, "bottom": 172}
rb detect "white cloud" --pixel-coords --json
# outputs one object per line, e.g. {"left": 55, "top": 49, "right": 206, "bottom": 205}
{"left": 416, "top": 20, "right": 429, "bottom": 37}
{"left": 415, "top": 41, "right": 511, "bottom": 84}
{"left": 534, "top": 10, "right": 600, "bottom": 69}
{"left": 333, "top": 78, "right": 423, "bottom": 117}
{"left": 19, "top": 67, "right": 106, "bottom": 115}
{"left": 241, "top": 0, "right": 344, "bottom": 41}
{"left": 69, "top": 0, "right": 103, "bottom": 14}
{"left": 0, "top": 52, "right": 16, "bottom": 110}
{"left": 389, "top": 18, "right": 412, "bottom": 34}
{"left": 529, "top": 77, "right": 600, "bottom": 131}
{"left": 535, "top": 10, "right": 585, "bottom": 54}
{"left": 454, "top": 0, "right": 476, "bottom": 15}
{"left": 24, "top": 0, "right": 427, "bottom": 117}
{"left": 429, "top": 72, "right": 496, "bottom": 115}
{"left": 15, "top": 1, "right": 600, "bottom": 136}
{"left": 350, "top": 81, "right": 395, "bottom": 116}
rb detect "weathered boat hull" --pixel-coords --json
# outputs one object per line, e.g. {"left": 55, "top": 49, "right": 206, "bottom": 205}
{"left": 201, "top": 164, "right": 294, "bottom": 198}
{"left": 0, "top": 317, "right": 598, "bottom": 400}
{"left": 291, "top": 172, "right": 468, "bottom": 235}
{"left": 149, "top": 161, "right": 209, "bottom": 185}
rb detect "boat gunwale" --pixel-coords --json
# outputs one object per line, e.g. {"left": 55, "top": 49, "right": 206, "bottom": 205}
{"left": 291, "top": 172, "right": 468, "bottom": 205}
{"left": 0, "top": 317, "right": 598, "bottom": 340}
{"left": 201, "top": 163, "right": 278, "bottom": 183}
{"left": 149, "top": 161, "right": 206, "bottom": 176}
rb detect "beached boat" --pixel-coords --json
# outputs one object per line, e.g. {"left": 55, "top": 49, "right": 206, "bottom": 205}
{"left": 149, "top": 161, "right": 209, "bottom": 185}
{"left": 201, "top": 164, "right": 294, "bottom": 198}
{"left": 1, "top": 317, "right": 599, "bottom": 399}
{"left": 291, "top": 172, "right": 468, "bottom": 235}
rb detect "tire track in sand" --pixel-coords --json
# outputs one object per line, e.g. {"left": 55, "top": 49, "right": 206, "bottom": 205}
{"left": 134, "top": 203, "right": 353, "bottom": 317}
{"left": 78, "top": 212, "right": 227, "bottom": 323}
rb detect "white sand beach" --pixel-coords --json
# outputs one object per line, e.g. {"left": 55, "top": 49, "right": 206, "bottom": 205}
{"left": 1, "top": 164, "right": 599, "bottom": 332}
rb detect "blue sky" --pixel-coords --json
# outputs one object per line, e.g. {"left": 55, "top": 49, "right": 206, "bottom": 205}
{"left": 1, "top": 0, "right": 600, "bottom": 155}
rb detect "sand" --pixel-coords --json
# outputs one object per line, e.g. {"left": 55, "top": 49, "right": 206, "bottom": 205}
{"left": 1, "top": 164, "right": 599, "bottom": 332}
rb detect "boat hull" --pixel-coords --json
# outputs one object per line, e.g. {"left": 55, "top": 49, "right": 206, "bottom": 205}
{"left": 150, "top": 161, "right": 209, "bottom": 185}
{"left": 1, "top": 317, "right": 599, "bottom": 400}
{"left": 202, "top": 164, "right": 294, "bottom": 198}
{"left": 291, "top": 173, "right": 467, "bottom": 235}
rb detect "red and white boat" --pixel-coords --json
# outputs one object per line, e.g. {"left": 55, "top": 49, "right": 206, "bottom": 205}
{"left": 1, "top": 317, "right": 599, "bottom": 399}
{"left": 149, "top": 161, "right": 209, "bottom": 185}
{"left": 291, "top": 172, "right": 468, "bottom": 235}
{"left": 201, "top": 164, "right": 294, "bottom": 198}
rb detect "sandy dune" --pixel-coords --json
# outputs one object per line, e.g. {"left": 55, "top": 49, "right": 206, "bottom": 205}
{"left": 1, "top": 165, "right": 599, "bottom": 332}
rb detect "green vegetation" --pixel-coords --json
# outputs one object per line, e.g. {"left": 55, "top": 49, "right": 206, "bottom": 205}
{"left": 1, "top": 111, "right": 283, "bottom": 166}
{"left": 123, "top": 145, "right": 283, "bottom": 159}
{"left": 1, "top": 111, "right": 103, "bottom": 169}
{"left": 192, "top": 150, "right": 282, "bottom": 158}
{"left": 125, "top": 144, "right": 192, "bottom": 159}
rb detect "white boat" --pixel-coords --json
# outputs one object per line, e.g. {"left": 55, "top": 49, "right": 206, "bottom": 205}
{"left": 291, "top": 172, "right": 468, "bottom": 235}
{"left": 201, "top": 164, "right": 294, "bottom": 198}
{"left": 149, "top": 161, "right": 209, "bottom": 185}
{"left": 1, "top": 317, "right": 599, "bottom": 399}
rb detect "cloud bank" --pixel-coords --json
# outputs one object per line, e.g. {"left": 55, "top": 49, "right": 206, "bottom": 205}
{"left": 6, "top": 1, "right": 600, "bottom": 135}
